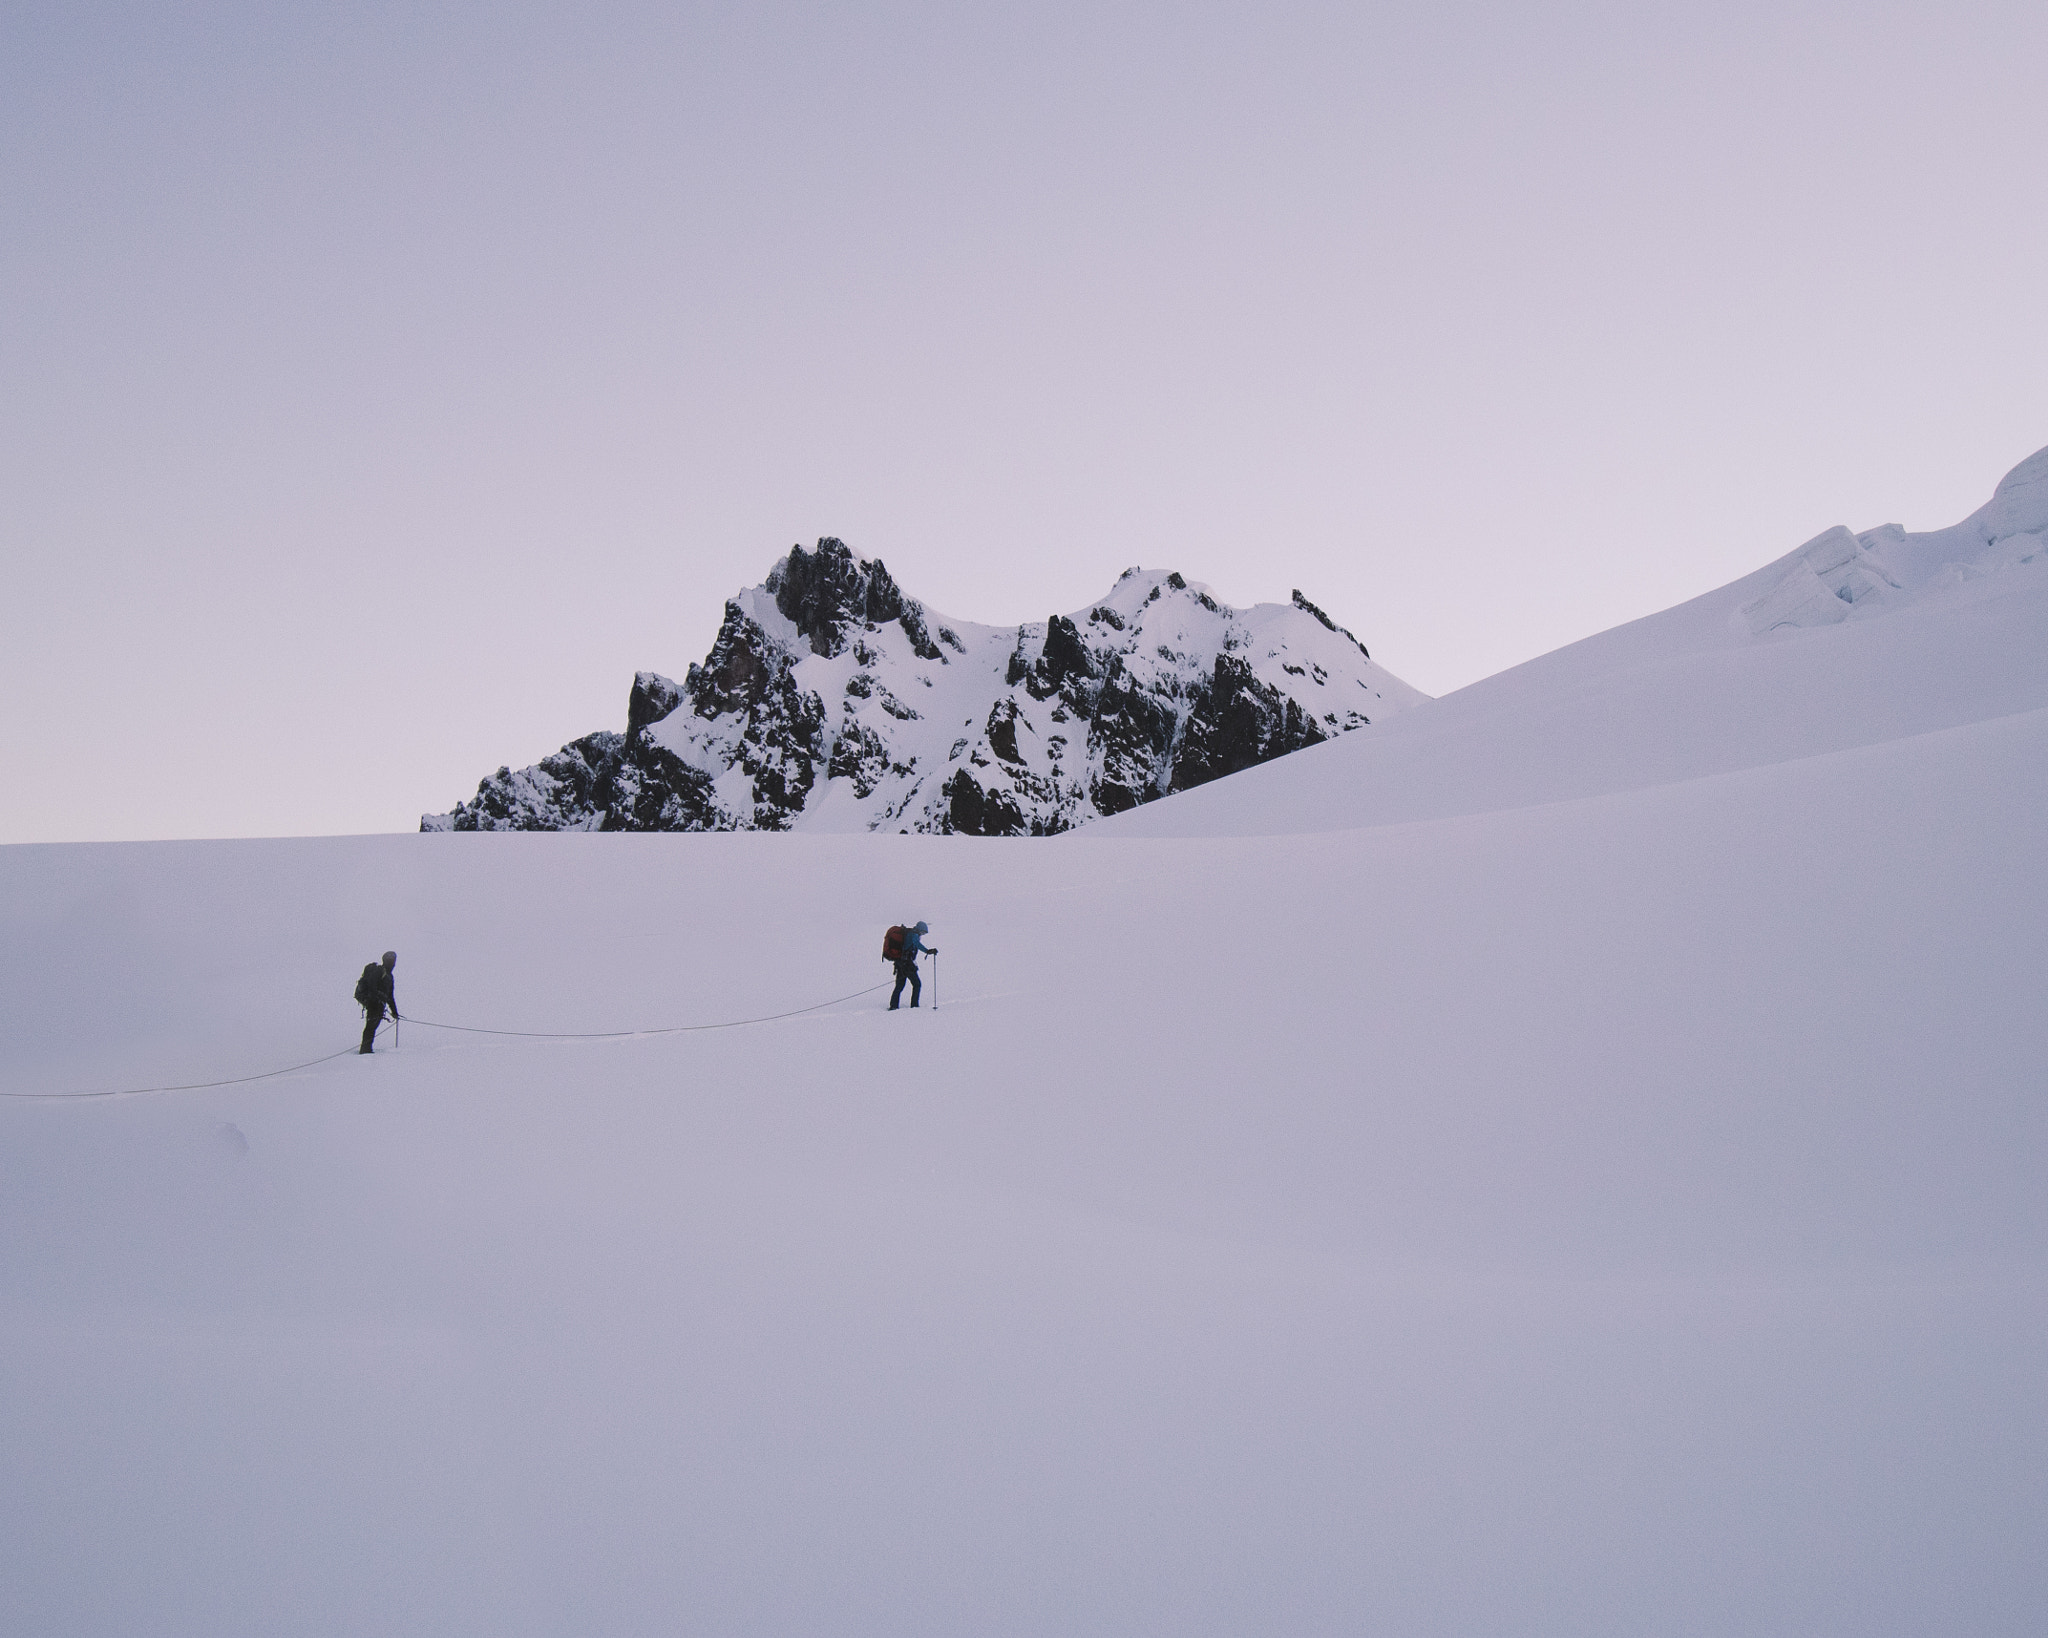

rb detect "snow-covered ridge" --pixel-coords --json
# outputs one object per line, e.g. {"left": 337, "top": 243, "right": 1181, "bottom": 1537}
{"left": 424, "top": 541, "right": 1426, "bottom": 834}
{"left": 1099, "top": 442, "right": 2048, "bottom": 839}
{"left": 1741, "top": 444, "right": 2048, "bottom": 633}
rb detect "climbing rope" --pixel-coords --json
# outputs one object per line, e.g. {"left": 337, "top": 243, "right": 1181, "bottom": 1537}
{"left": 401, "top": 980, "right": 891, "bottom": 1040}
{"left": 2, "top": 980, "right": 894, "bottom": 1104}
{"left": 0, "top": 1040, "right": 374, "bottom": 1103}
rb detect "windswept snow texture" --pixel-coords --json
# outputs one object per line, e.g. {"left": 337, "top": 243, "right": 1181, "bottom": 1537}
{"left": 4, "top": 448, "right": 2047, "bottom": 1636}
{"left": 424, "top": 541, "right": 1424, "bottom": 835}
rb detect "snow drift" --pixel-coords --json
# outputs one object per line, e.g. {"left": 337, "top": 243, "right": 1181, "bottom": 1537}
{"left": 4, "top": 447, "right": 2045, "bottom": 1637}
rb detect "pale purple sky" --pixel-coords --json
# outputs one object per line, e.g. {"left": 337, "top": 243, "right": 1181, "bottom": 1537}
{"left": 4, "top": 0, "right": 2043, "bottom": 842}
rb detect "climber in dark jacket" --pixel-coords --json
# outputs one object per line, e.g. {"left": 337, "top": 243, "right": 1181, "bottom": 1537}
{"left": 890, "top": 921, "right": 935, "bottom": 1010}
{"left": 356, "top": 950, "right": 399, "bottom": 1054}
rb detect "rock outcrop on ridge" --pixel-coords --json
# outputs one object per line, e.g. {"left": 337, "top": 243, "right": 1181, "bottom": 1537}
{"left": 422, "top": 539, "right": 1428, "bottom": 835}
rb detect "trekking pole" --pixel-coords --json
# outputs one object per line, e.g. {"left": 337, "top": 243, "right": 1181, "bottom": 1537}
{"left": 933, "top": 950, "right": 938, "bottom": 1013}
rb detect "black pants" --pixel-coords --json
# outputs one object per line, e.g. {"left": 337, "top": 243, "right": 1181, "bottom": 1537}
{"left": 889, "top": 959, "right": 920, "bottom": 1009}
{"left": 360, "top": 1002, "right": 387, "bottom": 1053}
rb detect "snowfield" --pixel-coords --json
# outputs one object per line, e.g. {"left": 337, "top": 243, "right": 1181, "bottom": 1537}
{"left": 4, "top": 450, "right": 2045, "bottom": 1636}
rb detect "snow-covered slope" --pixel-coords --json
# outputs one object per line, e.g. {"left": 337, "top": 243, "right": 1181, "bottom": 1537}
{"left": 1102, "top": 442, "right": 2048, "bottom": 837}
{"left": 424, "top": 540, "right": 1424, "bottom": 835}
{"left": 5, "top": 447, "right": 2045, "bottom": 1635}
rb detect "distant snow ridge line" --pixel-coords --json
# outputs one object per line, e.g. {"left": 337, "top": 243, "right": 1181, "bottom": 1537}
{"left": 1743, "top": 444, "right": 2048, "bottom": 634}
{"left": 424, "top": 541, "right": 1427, "bottom": 835}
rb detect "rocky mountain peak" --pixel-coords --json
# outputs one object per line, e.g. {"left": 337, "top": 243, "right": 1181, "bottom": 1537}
{"left": 424, "top": 538, "right": 1429, "bottom": 835}
{"left": 766, "top": 538, "right": 915, "bottom": 657}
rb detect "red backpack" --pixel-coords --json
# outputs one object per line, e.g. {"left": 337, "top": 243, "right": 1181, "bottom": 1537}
{"left": 881, "top": 924, "right": 908, "bottom": 962}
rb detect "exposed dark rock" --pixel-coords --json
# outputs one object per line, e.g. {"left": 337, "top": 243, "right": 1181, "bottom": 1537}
{"left": 829, "top": 720, "right": 889, "bottom": 797}
{"left": 769, "top": 538, "right": 906, "bottom": 656}
{"left": 627, "top": 671, "right": 683, "bottom": 736}
{"left": 1087, "top": 663, "right": 1178, "bottom": 815}
{"left": 1039, "top": 615, "right": 1091, "bottom": 689}
{"left": 690, "top": 602, "right": 783, "bottom": 715}
{"left": 1292, "top": 589, "right": 1369, "bottom": 659}
{"left": 1171, "top": 655, "right": 1327, "bottom": 792}
{"left": 986, "top": 699, "right": 1025, "bottom": 765}
{"left": 442, "top": 732, "right": 624, "bottom": 831}
{"left": 943, "top": 769, "right": 1027, "bottom": 836}
{"left": 599, "top": 739, "right": 719, "bottom": 832}
{"left": 897, "top": 601, "right": 943, "bottom": 662}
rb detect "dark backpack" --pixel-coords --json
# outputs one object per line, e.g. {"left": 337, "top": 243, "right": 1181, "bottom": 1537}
{"left": 881, "top": 925, "right": 907, "bottom": 962}
{"left": 354, "top": 963, "right": 381, "bottom": 1007}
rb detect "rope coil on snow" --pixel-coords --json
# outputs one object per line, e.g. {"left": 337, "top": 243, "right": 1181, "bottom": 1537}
{"left": 2, "top": 980, "right": 895, "bottom": 1103}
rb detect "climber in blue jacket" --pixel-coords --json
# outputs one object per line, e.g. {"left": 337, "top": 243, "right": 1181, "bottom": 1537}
{"left": 888, "top": 921, "right": 935, "bottom": 1010}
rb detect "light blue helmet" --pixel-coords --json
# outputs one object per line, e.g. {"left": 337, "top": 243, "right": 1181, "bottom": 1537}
{"left": 914, "top": 921, "right": 929, "bottom": 933}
